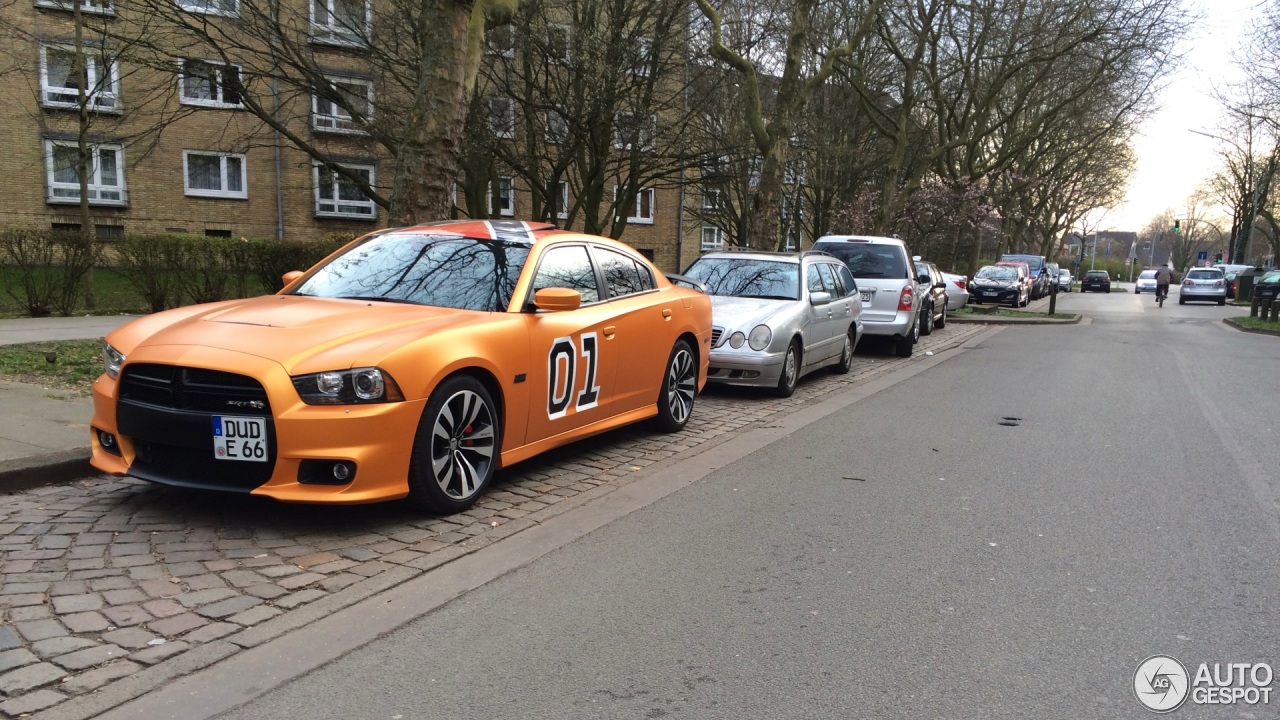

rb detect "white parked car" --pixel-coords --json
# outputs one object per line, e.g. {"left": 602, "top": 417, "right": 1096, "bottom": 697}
{"left": 942, "top": 272, "right": 969, "bottom": 311}
{"left": 1134, "top": 269, "right": 1158, "bottom": 294}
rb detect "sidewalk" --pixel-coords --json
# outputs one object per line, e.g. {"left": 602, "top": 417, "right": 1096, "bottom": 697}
{"left": 0, "top": 315, "right": 138, "bottom": 492}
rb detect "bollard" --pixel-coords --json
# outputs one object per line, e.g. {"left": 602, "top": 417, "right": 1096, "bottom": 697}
{"left": 1252, "top": 296, "right": 1261, "bottom": 317}
{"left": 1271, "top": 301, "right": 1280, "bottom": 322}
{"left": 1261, "top": 299, "right": 1272, "bottom": 320}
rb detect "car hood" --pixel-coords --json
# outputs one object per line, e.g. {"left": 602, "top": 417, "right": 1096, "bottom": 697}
{"left": 971, "top": 278, "right": 1017, "bottom": 287}
{"left": 710, "top": 295, "right": 795, "bottom": 330}
{"left": 107, "top": 294, "right": 492, "bottom": 374}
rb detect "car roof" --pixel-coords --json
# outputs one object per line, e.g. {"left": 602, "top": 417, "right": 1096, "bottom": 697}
{"left": 391, "top": 219, "right": 562, "bottom": 245}
{"left": 694, "top": 250, "right": 804, "bottom": 264}
{"left": 1085, "top": 270, "right": 1108, "bottom": 275}
{"left": 813, "top": 235, "right": 908, "bottom": 247}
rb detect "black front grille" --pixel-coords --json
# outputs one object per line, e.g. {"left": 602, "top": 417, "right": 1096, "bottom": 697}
{"left": 117, "top": 363, "right": 276, "bottom": 492}
{"left": 710, "top": 327, "right": 723, "bottom": 348}
{"left": 120, "top": 363, "right": 272, "bottom": 415}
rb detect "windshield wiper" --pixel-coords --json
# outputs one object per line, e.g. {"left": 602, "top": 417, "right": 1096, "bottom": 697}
{"left": 334, "top": 295, "right": 424, "bottom": 305}
{"left": 740, "top": 294, "right": 798, "bottom": 301}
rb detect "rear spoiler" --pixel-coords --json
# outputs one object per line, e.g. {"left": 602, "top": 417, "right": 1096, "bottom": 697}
{"left": 666, "top": 273, "right": 707, "bottom": 293}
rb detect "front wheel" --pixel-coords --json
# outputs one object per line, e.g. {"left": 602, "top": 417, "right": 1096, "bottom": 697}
{"left": 920, "top": 304, "right": 934, "bottom": 335}
{"left": 654, "top": 339, "right": 697, "bottom": 432}
{"left": 936, "top": 304, "right": 947, "bottom": 329}
{"left": 407, "top": 376, "right": 499, "bottom": 514}
{"left": 773, "top": 341, "right": 800, "bottom": 398}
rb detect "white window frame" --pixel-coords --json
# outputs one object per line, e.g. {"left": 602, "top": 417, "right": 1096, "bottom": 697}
{"left": 490, "top": 96, "right": 515, "bottom": 139}
{"left": 702, "top": 188, "right": 721, "bottom": 213}
{"left": 547, "top": 23, "right": 571, "bottom": 64}
{"left": 555, "top": 180, "right": 569, "bottom": 220}
{"left": 312, "top": 77, "right": 373, "bottom": 135}
{"left": 545, "top": 109, "right": 568, "bottom": 144}
{"left": 39, "top": 44, "right": 119, "bottom": 112}
{"left": 700, "top": 226, "right": 725, "bottom": 252}
{"left": 614, "top": 111, "right": 655, "bottom": 151}
{"left": 310, "top": 0, "right": 371, "bottom": 46}
{"left": 182, "top": 150, "right": 247, "bottom": 199}
{"left": 621, "top": 186, "right": 654, "bottom": 225}
{"left": 784, "top": 160, "right": 806, "bottom": 186}
{"left": 178, "top": 59, "right": 243, "bottom": 109}
{"left": 314, "top": 162, "right": 377, "bottom": 219}
{"left": 487, "top": 24, "right": 515, "bottom": 58}
{"left": 34, "top": 0, "right": 114, "bottom": 15}
{"left": 44, "top": 139, "right": 127, "bottom": 206}
{"left": 629, "top": 37, "right": 652, "bottom": 76}
{"left": 489, "top": 177, "right": 515, "bottom": 217}
{"left": 176, "top": 0, "right": 237, "bottom": 16}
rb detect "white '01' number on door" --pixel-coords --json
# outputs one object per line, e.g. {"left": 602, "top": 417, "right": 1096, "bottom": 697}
{"left": 548, "top": 332, "right": 600, "bottom": 419}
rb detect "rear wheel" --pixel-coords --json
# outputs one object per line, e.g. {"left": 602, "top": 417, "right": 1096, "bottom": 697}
{"left": 1218, "top": 297, "right": 1226, "bottom": 306}
{"left": 920, "top": 304, "right": 934, "bottom": 335}
{"left": 407, "top": 376, "right": 499, "bottom": 514}
{"left": 654, "top": 340, "right": 697, "bottom": 432}
{"left": 831, "top": 327, "right": 855, "bottom": 374}
{"left": 773, "top": 341, "right": 800, "bottom": 398}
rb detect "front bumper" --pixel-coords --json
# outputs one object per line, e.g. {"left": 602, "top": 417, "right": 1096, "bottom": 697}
{"left": 969, "top": 286, "right": 1018, "bottom": 304}
{"left": 1135, "top": 282, "right": 1156, "bottom": 293}
{"left": 706, "top": 347, "right": 785, "bottom": 387}
{"left": 90, "top": 347, "right": 425, "bottom": 504}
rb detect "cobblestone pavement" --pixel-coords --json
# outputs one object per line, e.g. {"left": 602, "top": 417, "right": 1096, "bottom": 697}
{"left": 0, "top": 324, "right": 990, "bottom": 719}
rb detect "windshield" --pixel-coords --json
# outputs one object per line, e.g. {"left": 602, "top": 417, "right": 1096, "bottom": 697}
{"left": 975, "top": 266, "right": 1015, "bottom": 280}
{"left": 683, "top": 257, "right": 800, "bottom": 299}
{"left": 815, "top": 243, "right": 909, "bottom": 279}
{"left": 1087, "top": 272, "right": 1108, "bottom": 278}
{"left": 1262, "top": 272, "right": 1280, "bottom": 283}
{"left": 1139, "top": 270, "right": 1157, "bottom": 279}
{"left": 289, "top": 233, "right": 531, "bottom": 312}
{"left": 1003, "top": 255, "right": 1042, "bottom": 271}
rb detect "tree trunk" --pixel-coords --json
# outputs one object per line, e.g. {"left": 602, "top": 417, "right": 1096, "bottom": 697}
{"left": 389, "top": 0, "right": 474, "bottom": 224}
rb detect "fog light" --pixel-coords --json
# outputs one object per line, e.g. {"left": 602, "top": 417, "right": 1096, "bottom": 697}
{"left": 298, "top": 459, "right": 357, "bottom": 485}
{"left": 333, "top": 462, "right": 351, "bottom": 481}
{"left": 97, "top": 430, "right": 121, "bottom": 456}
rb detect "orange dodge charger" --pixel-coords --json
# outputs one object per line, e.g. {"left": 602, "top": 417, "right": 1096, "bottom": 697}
{"left": 89, "top": 220, "right": 712, "bottom": 513}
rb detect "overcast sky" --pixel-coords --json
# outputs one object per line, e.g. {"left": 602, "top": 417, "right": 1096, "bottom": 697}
{"left": 1105, "top": 0, "right": 1265, "bottom": 233}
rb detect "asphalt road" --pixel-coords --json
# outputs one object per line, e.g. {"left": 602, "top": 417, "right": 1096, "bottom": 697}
{"left": 215, "top": 290, "right": 1280, "bottom": 719}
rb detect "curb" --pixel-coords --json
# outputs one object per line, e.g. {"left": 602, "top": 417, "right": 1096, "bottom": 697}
{"left": 949, "top": 312, "right": 1081, "bottom": 325}
{"left": 0, "top": 448, "right": 93, "bottom": 494}
{"left": 1223, "top": 317, "right": 1280, "bottom": 337}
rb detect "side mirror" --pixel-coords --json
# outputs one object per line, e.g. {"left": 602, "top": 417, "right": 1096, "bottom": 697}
{"left": 809, "top": 291, "right": 832, "bottom": 306}
{"left": 533, "top": 287, "right": 582, "bottom": 312}
{"left": 918, "top": 274, "right": 931, "bottom": 285}
{"left": 281, "top": 270, "right": 304, "bottom": 287}
{"left": 935, "top": 281, "right": 947, "bottom": 289}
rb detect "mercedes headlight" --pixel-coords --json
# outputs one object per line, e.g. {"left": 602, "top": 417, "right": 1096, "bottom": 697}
{"left": 292, "top": 367, "right": 405, "bottom": 405}
{"left": 728, "top": 332, "right": 746, "bottom": 349}
{"left": 748, "top": 325, "right": 772, "bottom": 351}
{"left": 102, "top": 342, "right": 125, "bottom": 380}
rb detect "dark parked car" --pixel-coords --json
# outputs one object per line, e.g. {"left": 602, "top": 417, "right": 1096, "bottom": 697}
{"left": 1251, "top": 269, "right": 1280, "bottom": 303}
{"left": 1080, "top": 270, "right": 1111, "bottom": 293}
{"left": 914, "top": 260, "right": 949, "bottom": 335}
{"left": 968, "top": 264, "right": 1028, "bottom": 307}
{"left": 1001, "top": 253, "right": 1050, "bottom": 299}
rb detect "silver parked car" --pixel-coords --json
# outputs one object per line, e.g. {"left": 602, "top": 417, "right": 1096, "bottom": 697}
{"left": 1179, "top": 267, "right": 1227, "bottom": 305}
{"left": 1057, "top": 268, "right": 1073, "bottom": 291}
{"left": 683, "top": 251, "right": 863, "bottom": 397}
{"left": 1134, "top": 269, "right": 1158, "bottom": 294}
{"left": 942, "top": 271, "right": 969, "bottom": 310}
{"left": 811, "top": 235, "right": 922, "bottom": 357}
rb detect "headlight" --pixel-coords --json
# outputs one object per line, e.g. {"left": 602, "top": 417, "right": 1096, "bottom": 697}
{"left": 292, "top": 367, "right": 405, "bottom": 405}
{"left": 102, "top": 342, "right": 125, "bottom": 380}
{"left": 728, "top": 332, "right": 746, "bottom": 348}
{"left": 748, "top": 325, "right": 771, "bottom": 351}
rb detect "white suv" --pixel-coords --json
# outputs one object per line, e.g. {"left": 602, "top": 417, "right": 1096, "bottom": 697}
{"left": 811, "top": 235, "right": 922, "bottom": 357}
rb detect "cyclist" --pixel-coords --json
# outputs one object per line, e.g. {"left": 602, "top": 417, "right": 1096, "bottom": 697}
{"left": 1154, "top": 263, "right": 1174, "bottom": 303}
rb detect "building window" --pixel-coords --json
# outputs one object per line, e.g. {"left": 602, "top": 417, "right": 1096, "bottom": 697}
{"left": 555, "top": 181, "right": 569, "bottom": 220}
{"left": 490, "top": 96, "right": 515, "bottom": 139}
{"left": 700, "top": 226, "right": 725, "bottom": 251}
{"left": 489, "top": 177, "right": 514, "bottom": 217}
{"left": 621, "top": 187, "right": 654, "bottom": 224}
{"left": 176, "top": 0, "right": 236, "bottom": 15}
{"left": 311, "top": 0, "right": 369, "bottom": 45}
{"left": 44, "top": 140, "right": 126, "bottom": 205}
{"left": 34, "top": 0, "right": 114, "bottom": 15}
{"left": 95, "top": 224, "right": 124, "bottom": 241}
{"left": 629, "top": 37, "right": 652, "bottom": 76}
{"left": 205, "top": 228, "right": 233, "bottom": 237}
{"left": 781, "top": 196, "right": 802, "bottom": 250}
{"left": 487, "top": 25, "right": 514, "bottom": 57}
{"left": 40, "top": 45, "right": 119, "bottom": 112}
{"left": 547, "top": 24, "right": 571, "bottom": 63}
{"left": 315, "top": 163, "right": 376, "bottom": 219}
{"left": 702, "top": 189, "right": 721, "bottom": 213}
{"left": 183, "top": 151, "right": 247, "bottom": 199}
{"left": 784, "top": 160, "right": 806, "bottom": 186}
{"left": 179, "top": 60, "right": 242, "bottom": 108}
{"left": 546, "top": 110, "right": 568, "bottom": 144}
{"left": 614, "top": 112, "right": 655, "bottom": 151}
{"left": 312, "top": 77, "right": 373, "bottom": 134}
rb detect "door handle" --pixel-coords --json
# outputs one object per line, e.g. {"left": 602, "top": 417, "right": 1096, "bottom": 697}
{"left": 603, "top": 325, "right": 617, "bottom": 339}
{"left": 662, "top": 308, "right": 673, "bottom": 319}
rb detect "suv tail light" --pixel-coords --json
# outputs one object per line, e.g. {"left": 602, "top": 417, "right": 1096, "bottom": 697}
{"left": 1182, "top": 279, "right": 1193, "bottom": 287}
{"left": 897, "top": 286, "right": 914, "bottom": 311}
{"left": 1214, "top": 280, "right": 1224, "bottom": 287}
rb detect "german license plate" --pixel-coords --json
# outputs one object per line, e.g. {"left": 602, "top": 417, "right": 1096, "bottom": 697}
{"left": 860, "top": 291, "right": 872, "bottom": 303}
{"left": 212, "top": 416, "right": 268, "bottom": 462}
{"left": 984, "top": 291, "right": 997, "bottom": 296}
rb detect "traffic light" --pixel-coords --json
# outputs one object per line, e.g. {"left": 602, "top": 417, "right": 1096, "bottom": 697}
{"left": 1174, "top": 220, "right": 1180, "bottom": 233}
{"left": 1215, "top": 252, "right": 1223, "bottom": 263}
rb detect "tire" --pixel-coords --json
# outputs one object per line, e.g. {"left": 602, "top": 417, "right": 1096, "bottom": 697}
{"left": 407, "top": 376, "right": 499, "bottom": 514}
{"left": 936, "top": 304, "right": 947, "bottom": 329}
{"left": 1178, "top": 297, "right": 1184, "bottom": 305}
{"left": 831, "top": 327, "right": 854, "bottom": 374}
{"left": 1106, "top": 288, "right": 1111, "bottom": 294}
{"left": 894, "top": 331, "right": 914, "bottom": 358}
{"left": 911, "top": 311, "right": 922, "bottom": 343}
{"left": 1134, "top": 288, "right": 1139, "bottom": 294}
{"left": 920, "top": 304, "right": 934, "bottom": 335}
{"left": 654, "top": 339, "right": 697, "bottom": 432}
{"left": 1218, "top": 298, "right": 1226, "bottom": 306}
{"left": 773, "top": 341, "right": 801, "bottom": 398}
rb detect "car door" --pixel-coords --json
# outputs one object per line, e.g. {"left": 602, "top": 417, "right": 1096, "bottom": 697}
{"left": 802, "top": 263, "right": 835, "bottom": 362}
{"left": 521, "top": 243, "right": 621, "bottom": 445}
{"left": 815, "top": 262, "right": 852, "bottom": 358}
{"left": 588, "top": 244, "right": 671, "bottom": 414}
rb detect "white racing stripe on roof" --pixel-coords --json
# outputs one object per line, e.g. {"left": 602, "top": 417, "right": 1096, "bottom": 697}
{"left": 484, "top": 220, "right": 537, "bottom": 244}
